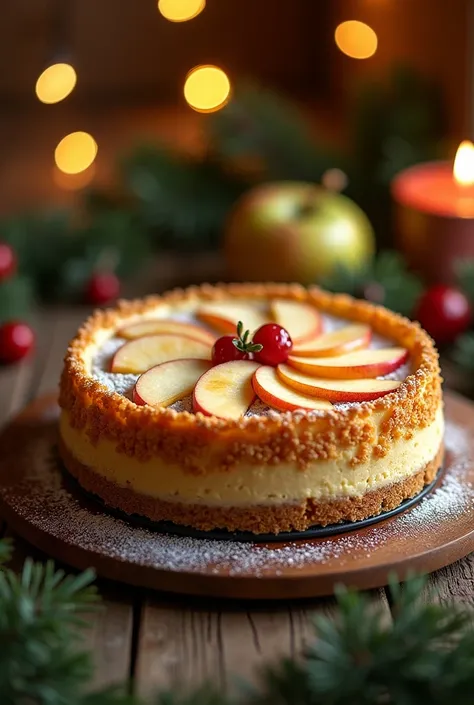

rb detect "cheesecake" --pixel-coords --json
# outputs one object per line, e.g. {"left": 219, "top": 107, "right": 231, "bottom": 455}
{"left": 58, "top": 283, "right": 443, "bottom": 534}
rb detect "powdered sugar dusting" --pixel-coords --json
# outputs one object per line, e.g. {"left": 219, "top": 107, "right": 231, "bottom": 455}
{"left": 2, "top": 415, "right": 472, "bottom": 579}
{"left": 92, "top": 338, "right": 138, "bottom": 399}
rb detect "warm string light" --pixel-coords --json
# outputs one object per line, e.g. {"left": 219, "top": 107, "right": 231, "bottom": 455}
{"left": 35, "top": 63, "right": 77, "bottom": 104}
{"left": 184, "top": 65, "right": 231, "bottom": 113}
{"left": 54, "top": 132, "right": 98, "bottom": 175}
{"left": 158, "top": 0, "right": 205, "bottom": 22}
{"left": 335, "top": 20, "right": 378, "bottom": 59}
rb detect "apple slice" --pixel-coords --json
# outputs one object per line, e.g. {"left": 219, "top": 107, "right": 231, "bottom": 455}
{"left": 196, "top": 302, "right": 267, "bottom": 334}
{"left": 118, "top": 319, "right": 215, "bottom": 345}
{"left": 293, "top": 324, "right": 371, "bottom": 357}
{"left": 193, "top": 360, "right": 260, "bottom": 420}
{"left": 253, "top": 366, "right": 332, "bottom": 412}
{"left": 277, "top": 365, "right": 401, "bottom": 402}
{"left": 271, "top": 299, "right": 322, "bottom": 344}
{"left": 133, "top": 359, "right": 212, "bottom": 407}
{"left": 111, "top": 334, "right": 210, "bottom": 374}
{"left": 287, "top": 348, "right": 408, "bottom": 379}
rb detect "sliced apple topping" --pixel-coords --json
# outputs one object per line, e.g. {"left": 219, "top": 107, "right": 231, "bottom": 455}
{"left": 193, "top": 360, "right": 260, "bottom": 420}
{"left": 277, "top": 365, "right": 401, "bottom": 402}
{"left": 111, "top": 334, "right": 210, "bottom": 374}
{"left": 271, "top": 299, "right": 322, "bottom": 344}
{"left": 196, "top": 302, "right": 267, "bottom": 334}
{"left": 287, "top": 347, "right": 408, "bottom": 379}
{"left": 293, "top": 324, "right": 371, "bottom": 357}
{"left": 118, "top": 319, "right": 215, "bottom": 345}
{"left": 253, "top": 365, "right": 332, "bottom": 412}
{"left": 133, "top": 359, "right": 212, "bottom": 407}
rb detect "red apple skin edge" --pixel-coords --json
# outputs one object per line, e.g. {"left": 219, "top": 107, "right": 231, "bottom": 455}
{"left": 192, "top": 387, "right": 210, "bottom": 416}
{"left": 286, "top": 384, "right": 400, "bottom": 403}
{"left": 277, "top": 369, "right": 400, "bottom": 403}
{"left": 292, "top": 316, "right": 323, "bottom": 345}
{"left": 288, "top": 349, "right": 408, "bottom": 379}
{"left": 294, "top": 328, "right": 372, "bottom": 357}
{"left": 119, "top": 322, "right": 215, "bottom": 346}
{"left": 251, "top": 374, "right": 306, "bottom": 412}
{"left": 110, "top": 332, "right": 210, "bottom": 372}
{"left": 196, "top": 314, "right": 236, "bottom": 334}
{"left": 133, "top": 386, "right": 146, "bottom": 406}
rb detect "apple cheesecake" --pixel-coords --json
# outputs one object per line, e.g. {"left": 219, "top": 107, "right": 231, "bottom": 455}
{"left": 58, "top": 283, "right": 443, "bottom": 534}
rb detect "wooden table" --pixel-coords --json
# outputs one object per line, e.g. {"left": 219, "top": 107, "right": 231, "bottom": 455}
{"left": 1, "top": 307, "right": 473, "bottom": 698}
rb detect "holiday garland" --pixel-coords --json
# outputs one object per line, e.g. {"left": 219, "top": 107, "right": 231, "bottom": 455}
{"left": 2, "top": 536, "right": 474, "bottom": 704}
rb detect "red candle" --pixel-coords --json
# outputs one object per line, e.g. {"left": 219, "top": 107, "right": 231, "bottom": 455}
{"left": 391, "top": 141, "right": 474, "bottom": 283}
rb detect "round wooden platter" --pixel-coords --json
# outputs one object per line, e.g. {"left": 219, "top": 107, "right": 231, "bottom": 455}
{"left": 0, "top": 392, "right": 473, "bottom": 600}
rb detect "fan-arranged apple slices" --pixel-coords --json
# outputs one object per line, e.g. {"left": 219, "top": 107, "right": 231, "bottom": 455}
{"left": 271, "top": 299, "right": 322, "bottom": 344}
{"left": 193, "top": 360, "right": 259, "bottom": 420}
{"left": 293, "top": 324, "right": 371, "bottom": 357}
{"left": 196, "top": 302, "right": 267, "bottom": 334}
{"left": 118, "top": 319, "right": 215, "bottom": 345}
{"left": 111, "top": 334, "right": 210, "bottom": 374}
{"left": 133, "top": 359, "right": 212, "bottom": 407}
{"left": 253, "top": 366, "right": 332, "bottom": 412}
{"left": 287, "top": 347, "right": 408, "bottom": 379}
{"left": 278, "top": 365, "right": 401, "bottom": 402}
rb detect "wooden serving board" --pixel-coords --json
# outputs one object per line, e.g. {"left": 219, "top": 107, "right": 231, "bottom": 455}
{"left": 0, "top": 392, "right": 473, "bottom": 600}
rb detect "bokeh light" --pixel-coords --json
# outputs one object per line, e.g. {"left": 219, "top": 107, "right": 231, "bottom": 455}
{"left": 184, "top": 65, "right": 231, "bottom": 113}
{"left": 335, "top": 21, "right": 378, "bottom": 59}
{"left": 158, "top": 0, "right": 205, "bottom": 22}
{"left": 322, "top": 168, "right": 349, "bottom": 193}
{"left": 35, "top": 63, "right": 77, "bottom": 104}
{"left": 54, "top": 132, "right": 98, "bottom": 174}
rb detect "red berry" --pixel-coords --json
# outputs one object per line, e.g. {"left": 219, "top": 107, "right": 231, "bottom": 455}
{"left": 86, "top": 271, "right": 120, "bottom": 305}
{"left": 0, "top": 243, "right": 16, "bottom": 281}
{"left": 0, "top": 321, "right": 35, "bottom": 364}
{"left": 212, "top": 335, "right": 251, "bottom": 365}
{"left": 253, "top": 323, "right": 293, "bottom": 366}
{"left": 415, "top": 285, "right": 471, "bottom": 345}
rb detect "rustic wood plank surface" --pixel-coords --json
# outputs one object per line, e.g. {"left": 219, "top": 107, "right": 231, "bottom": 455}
{"left": 0, "top": 305, "right": 471, "bottom": 698}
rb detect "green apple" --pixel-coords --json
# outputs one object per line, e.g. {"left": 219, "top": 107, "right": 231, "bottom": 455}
{"left": 224, "top": 182, "right": 375, "bottom": 284}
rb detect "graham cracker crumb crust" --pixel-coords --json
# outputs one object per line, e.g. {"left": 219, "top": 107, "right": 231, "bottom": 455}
{"left": 59, "top": 283, "right": 442, "bottom": 476}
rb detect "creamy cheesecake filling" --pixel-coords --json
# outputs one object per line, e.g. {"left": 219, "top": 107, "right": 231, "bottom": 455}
{"left": 59, "top": 404, "right": 443, "bottom": 507}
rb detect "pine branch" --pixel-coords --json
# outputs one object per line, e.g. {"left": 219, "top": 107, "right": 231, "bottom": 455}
{"left": 0, "top": 557, "right": 99, "bottom": 704}
{"left": 154, "top": 687, "right": 229, "bottom": 705}
{"left": 456, "top": 259, "right": 474, "bottom": 306}
{"left": 79, "top": 687, "right": 141, "bottom": 705}
{"left": 452, "top": 332, "right": 474, "bottom": 373}
{"left": 0, "top": 538, "right": 12, "bottom": 566}
{"left": 2, "top": 539, "right": 474, "bottom": 704}
{"left": 121, "top": 145, "right": 247, "bottom": 250}
{"left": 208, "top": 84, "right": 344, "bottom": 183}
{"left": 321, "top": 251, "right": 423, "bottom": 318}
{"left": 1, "top": 209, "right": 150, "bottom": 303}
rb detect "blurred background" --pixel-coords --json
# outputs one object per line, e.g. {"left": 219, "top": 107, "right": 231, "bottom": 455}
{"left": 2, "top": 0, "right": 474, "bottom": 383}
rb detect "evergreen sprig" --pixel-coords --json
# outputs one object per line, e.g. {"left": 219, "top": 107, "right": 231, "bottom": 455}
{"left": 120, "top": 145, "right": 247, "bottom": 251}
{"left": 1, "top": 209, "right": 150, "bottom": 305}
{"left": 3, "top": 534, "right": 474, "bottom": 704}
{"left": 452, "top": 332, "right": 474, "bottom": 373}
{"left": 321, "top": 251, "right": 423, "bottom": 318}
{"left": 208, "top": 84, "right": 344, "bottom": 184}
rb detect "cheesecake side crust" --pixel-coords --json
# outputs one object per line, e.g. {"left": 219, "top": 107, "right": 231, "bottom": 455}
{"left": 59, "top": 439, "right": 444, "bottom": 534}
{"left": 58, "top": 283, "right": 443, "bottom": 476}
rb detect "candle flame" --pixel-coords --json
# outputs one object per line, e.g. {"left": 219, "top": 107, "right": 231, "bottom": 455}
{"left": 454, "top": 140, "right": 474, "bottom": 186}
